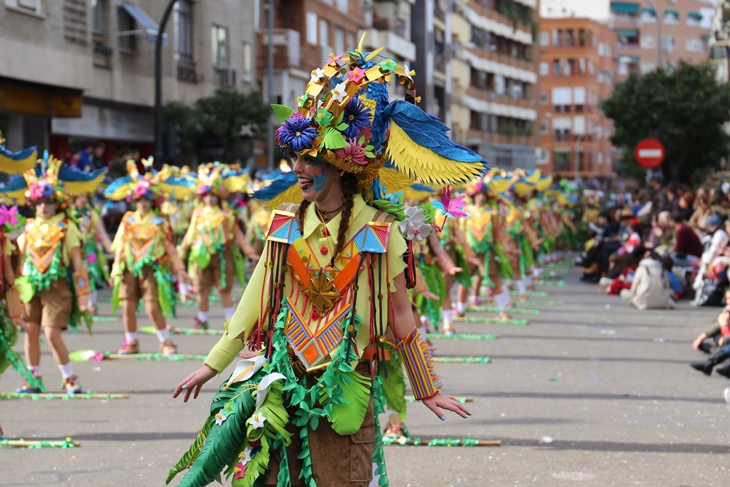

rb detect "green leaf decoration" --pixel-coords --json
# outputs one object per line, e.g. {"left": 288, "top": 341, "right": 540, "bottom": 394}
{"left": 166, "top": 417, "right": 213, "bottom": 484}
{"left": 327, "top": 370, "right": 371, "bottom": 435}
{"left": 372, "top": 200, "right": 406, "bottom": 221}
{"left": 365, "top": 151, "right": 375, "bottom": 158}
{"left": 336, "top": 122, "right": 349, "bottom": 131}
{"left": 230, "top": 436, "right": 270, "bottom": 487}
{"left": 321, "top": 128, "right": 348, "bottom": 150}
{"left": 381, "top": 349, "right": 407, "bottom": 423}
{"left": 14, "top": 276, "right": 34, "bottom": 303}
{"left": 271, "top": 104, "right": 295, "bottom": 124}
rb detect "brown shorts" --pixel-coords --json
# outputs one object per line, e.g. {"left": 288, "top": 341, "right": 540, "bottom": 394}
{"left": 265, "top": 363, "right": 375, "bottom": 487}
{"left": 192, "top": 249, "right": 234, "bottom": 293}
{"left": 118, "top": 266, "right": 159, "bottom": 303}
{"left": 23, "top": 278, "right": 73, "bottom": 329}
{"left": 468, "top": 252, "right": 503, "bottom": 291}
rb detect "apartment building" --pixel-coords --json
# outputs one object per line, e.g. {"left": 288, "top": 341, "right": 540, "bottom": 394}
{"left": 610, "top": 0, "right": 714, "bottom": 80}
{"left": 412, "top": 0, "right": 540, "bottom": 170}
{"left": 0, "top": 0, "right": 256, "bottom": 159}
{"left": 538, "top": 17, "right": 618, "bottom": 180}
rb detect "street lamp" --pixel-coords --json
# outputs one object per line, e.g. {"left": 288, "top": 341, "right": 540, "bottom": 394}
{"left": 154, "top": 0, "right": 178, "bottom": 167}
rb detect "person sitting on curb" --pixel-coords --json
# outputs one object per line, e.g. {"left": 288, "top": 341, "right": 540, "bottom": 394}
{"left": 691, "top": 291, "right": 730, "bottom": 377}
{"left": 691, "top": 290, "right": 730, "bottom": 354}
{"left": 620, "top": 248, "right": 676, "bottom": 310}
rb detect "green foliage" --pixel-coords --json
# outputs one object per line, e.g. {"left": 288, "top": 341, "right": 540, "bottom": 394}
{"left": 163, "top": 89, "right": 270, "bottom": 162}
{"left": 271, "top": 104, "right": 295, "bottom": 124}
{"left": 321, "top": 128, "right": 348, "bottom": 150}
{"left": 602, "top": 62, "right": 730, "bottom": 184}
{"left": 372, "top": 200, "right": 406, "bottom": 221}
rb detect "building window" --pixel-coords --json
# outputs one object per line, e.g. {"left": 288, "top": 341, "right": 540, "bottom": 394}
{"left": 618, "top": 61, "right": 629, "bottom": 76}
{"left": 588, "top": 59, "right": 595, "bottom": 75}
{"left": 578, "top": 58, "right": 586, "bottom": 75}
{"left": 335, "top": 27, "right": 344, "bottom": 55}
{"left": 578, "top": 29, "right": 586, "bottom": 46}
{"left": 540, "top": 120, "right": 549, "bottom": 134}
{"left": 597, "top": 152, "right": 604, "bottom": 165}
{"left": 212, "top": 25, "right": 228, "bottom": 66}
{"left": 494, "top": 74, "right": 505, "bottom": 95}
{"left": 347, "top": 32, "right": 355, "bottom": 50}
{"left": 536, "top": 148, "right": 549, "bottom": 165}
{"left": 6, "top": 0, "right": 41, "bottom": 14}
{"left": 118, "top": 6, "right": 136, "bottom": 52}
{"left": 687, "top": 12, "right": 702, "bottom": 27}
{"left": 552, "top": 59, "right": 561, "bottom": 76}
{"left": 540, "top": 31, "right": 549, "bottom": 46}
{"left": 574, "top": 87, "right": 585, "bottom": 112}
{"left": 686, "top": 37, "right": 701, "bottom": 52}
{"left": 319, "top": 18, "right": 330, "bottom": 47}
{"left": 552, "top": 87, "right": 572, "bottom": 113}
{"left": 664, "top": 35, "right": 676, "bottom": 54}
{"left": 641, "top": 7, "right": 656, "bottom": 23}
{"left": 565, "top": 59, "right": 574, "bottom": 76}
{"left": 641, "top": 33, "right": 654, "bottom": 49}
{"left": 243, "top": 41, "right": 252, "bottom": 77}
{"left": 176, "top": 0, "right": 193, "bottom": 65}
{"left": 553, "top": 149, "right": 572, "bottom": 171}
{"left": 307, "top": 12, "right": 317, "bottom": 45}
{"left": 664, "top": 10, "right": 679, "bottom": 25}
{"left": 539, "top": 62, "right": 548, "bottom": 76}
{"left": 91, "top": 0, "right": 103, "bottom": 35}
{"left": 598, "top": 42, "right": 604, "bottom": 56}
{"left": 540, "top": 91, "right": 548, "bottom": 105}
{"left": 552, "top": 29, "right": 561, "bottom": 47}
{"left": 336, "top": 0, "right": 347, "bottom": 14}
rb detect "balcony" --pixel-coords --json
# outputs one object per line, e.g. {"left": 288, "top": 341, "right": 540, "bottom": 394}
{"left": 260, "top": 29, "right": 301, "bottom": 68}
{"left": 362, "top": 29, "right": 416, "bottom": 62}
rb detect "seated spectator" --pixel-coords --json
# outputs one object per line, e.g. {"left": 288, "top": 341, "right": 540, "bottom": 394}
{"left": 678, "top": 191, "right": 695, "bottom": 222}
{"left": 662, "top": 256, "right": 683, "bottom": 300}
{"left": 620, "top": 218, "right": 642, "bottom": 254}
{"left": 620, "top": 249, "right": 675, "bottom": 310}
{"left": 669, "top": 213, "right": 703, "bottom": 267}
{"left": 692, "top": 290, "right": 730, "bottom": 354}
{"left": 689, "top": 192, "right": 712, "bottom": 235}
{"left": 693, "top": 215, "right": 730, "bottom": 291}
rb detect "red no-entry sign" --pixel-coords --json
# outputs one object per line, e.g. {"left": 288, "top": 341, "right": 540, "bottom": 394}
{"left": 635, "top": 138, "right": 665, "bottom": 169}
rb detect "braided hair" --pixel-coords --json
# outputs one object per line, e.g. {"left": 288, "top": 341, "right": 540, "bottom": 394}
{"left": 332, "top": 172, "right": 357, "bottom": 265}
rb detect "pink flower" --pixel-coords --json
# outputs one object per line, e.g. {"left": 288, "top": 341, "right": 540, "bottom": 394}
{"left": 92, "top": 352, "right": 106, "bottom": 362}
{"left": 348, "top": 68, "right": 366, "bottom": 84}
{"left": 88, "top": 253, "right": 98, "bottom": 264}
{"left": 28, "top": 184, "right": 44, "bottom": 200}
{"left": 334, "top": 140, "right": 368, "bottom": 166}
{"left": 233, "top": 462, "right": 247, "bottom": 480}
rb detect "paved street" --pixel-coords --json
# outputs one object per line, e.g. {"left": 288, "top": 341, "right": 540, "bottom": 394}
{"left": 2, "top": 266, "right": 730, "bottom": 486}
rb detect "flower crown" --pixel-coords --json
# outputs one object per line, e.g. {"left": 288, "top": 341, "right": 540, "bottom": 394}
{"left": 194, "top": 162, "right": 249, "bottom": 198}
{"left": 103, "top": 158, "right": 197, "bottom": 203}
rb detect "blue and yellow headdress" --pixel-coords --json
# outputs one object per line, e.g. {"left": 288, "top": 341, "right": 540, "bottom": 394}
{"left": 268, "top": 34, "right": 487, "bottom": 204}
{"left": 195, "top": 162, "right": 249, "bottom": 198}
{"left": 104, "top": 158, "right": 196, "bottom": 202}
{"left": 0, "top": 131, "right": 37, "bottom": 175}
{"left": 0, "top": 151, "right": 106, "bottom": 206}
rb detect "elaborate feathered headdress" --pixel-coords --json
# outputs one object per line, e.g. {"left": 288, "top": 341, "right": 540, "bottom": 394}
{"left": 266, "top": 34, "right": 487, "bottom": 204}
{"left": 0, "top": 130, "right": 37, "bottom": 175}
{"left": 104, "top": 158, "right": 196, "bottom": 202}
{"left": 0, "top": 151, "right": 106, "bottom": 206}
{"left": 195, "top": 162, "right": 249, "bottom": 198}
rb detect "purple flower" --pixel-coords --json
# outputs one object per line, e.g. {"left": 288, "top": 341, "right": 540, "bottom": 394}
{"left": 275, "top": 113, "right": 318, "bottom": 155}
{"left": 341, "top": 99, "right": 371, "bottom": 139}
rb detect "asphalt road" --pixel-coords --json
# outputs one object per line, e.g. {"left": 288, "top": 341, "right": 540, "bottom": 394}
{"left": 2, "top": 266, "right": 729, "bottom": 486}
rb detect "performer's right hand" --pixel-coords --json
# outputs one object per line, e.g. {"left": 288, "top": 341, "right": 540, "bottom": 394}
{"left": 173, "top": 365, "right": 218, "bottom": 402}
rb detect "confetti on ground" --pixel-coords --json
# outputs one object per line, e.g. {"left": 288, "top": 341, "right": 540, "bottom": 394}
{"left": 469, "top": 306, "right": 539, "bottom": 316}
{"left": 515, "top": 300, "right": 563, "bottom": 307}
{"left": 510, "top": 290, "right": 548, "bottom": 297}
{"left": 0, "top": 438, "right": 80, "bottom": 449}
{"left": 455, "top": 316, "right": 529, "bottom": 325}
{"left": 0, "top": 392, "right": 129, "bottom": 400}
{"left": 382, "top": 437, "right": 500, "bottom": 447}
{"left": 426, "top": 333, "right": 499, "bottom": 340}
{"left": 91, "top": 316, "right": 118, "bottom": 322}
{"left": 405, "top": 396, "right": 473, "bottom": 403}
{"left": 535, "top": 280, "right": 566, "bottom": 287}
{"left": 432, "top": 356, "right": 490, "bottom": 364}
{"left": 139, "top": 326, "right": 224, "bottom": 336}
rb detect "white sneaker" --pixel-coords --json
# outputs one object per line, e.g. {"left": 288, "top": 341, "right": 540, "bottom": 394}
{"left": 724, "top": 388, "right": 730, "bottom": 405}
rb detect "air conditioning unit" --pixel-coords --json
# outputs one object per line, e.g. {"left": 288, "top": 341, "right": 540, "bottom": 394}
{"left": 219, "top": 67, "right": 236, "bottom": 87}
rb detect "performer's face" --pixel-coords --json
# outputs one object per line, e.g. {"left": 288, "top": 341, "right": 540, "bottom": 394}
{"left": 75, "top": 195, "right": 89, "bottom": 208}
{"left": 136, "top": 198, "right": 152, "bottom": 214}
{"left": 203, "top": 193, "right": 219, "bottom": 206}
{"left": 293, "top": 155, "right": 336, "bottom": 203}
{"left": 37, "top": 200, "right": 57, "bottom": 219}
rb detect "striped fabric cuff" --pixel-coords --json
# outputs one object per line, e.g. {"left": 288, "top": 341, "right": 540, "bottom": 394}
{"left": 396, "top": 329, "right": 442, "bottom": 400}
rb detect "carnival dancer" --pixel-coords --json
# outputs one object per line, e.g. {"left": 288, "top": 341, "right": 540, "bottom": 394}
{"left": 170, "top": 38, "right": 480, "bottom": 487}
{"left": 178, "top": 163, "right": 259, "bottom": 329}
{"left": 105, "top": 160, "right": 195, "bottom": 356}
{"left": 70, "top": 194, "right": 113, "bottom": 315}
{"left": 2, "top": 154, "right": 103, "bottom": 393}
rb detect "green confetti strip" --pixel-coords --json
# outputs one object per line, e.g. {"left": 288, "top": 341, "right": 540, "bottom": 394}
{"left": 455, "top": 316, "right": 529, "bottom": 326}
{"left": 517, "top": 300, "right": 562, "bottom": 307}
{"left": 405, "top": 396, "right": 472, "bottom": 403}
{"left": 469, "top": 306, "right": 539, "bottom": 316}
{"left": 431, "top": 356, "right": 490, "bottom": 364}
{"left": 105, "top": 353, "right": 208, "bottom": 361}
{"left": 0, "top": 438, "right": 80, "bottom": 449}
{"left": 510, "top": 290, "right": 548, "bottom": 297}
{"left": 382, "top": 437, "right": 500, "bottom": 447}
{"left": 426, "top": 333, "right": 498, "bottom": 340}
{"left": 139, "top": 326, "right": 224, "bottom": 336}
{"left": 91, "top": 316, "right": 119, "bottom": 322}
{"left": 0, "top": 392, "right": 128, "bottom": 400}
{"left": 535, "top": 280, "right": 566, "bottom": 287}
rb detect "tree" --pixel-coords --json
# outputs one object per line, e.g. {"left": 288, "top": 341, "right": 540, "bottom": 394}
{"left": 602, "top": 62, "right": 730, "bottom": 184}
{"left": 163, "top": 89, "right": 270, "bottom": 163}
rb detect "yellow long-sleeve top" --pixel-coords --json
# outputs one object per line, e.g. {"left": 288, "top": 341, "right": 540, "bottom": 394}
{"left": 111, "top": 210, "right": 172, "bottom": 266}
{"left": 204, "top": 195, "right": 407, "bottom": 373}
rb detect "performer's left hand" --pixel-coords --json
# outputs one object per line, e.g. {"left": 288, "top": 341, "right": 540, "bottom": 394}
{"left": 78, "top": 294, "right": 89, "bottom": 312}
{"left": 12, "top": 316, "right": 30, "bottom": 334}
{"left": 422, "top": 392, "right": 471, "bottom": 420}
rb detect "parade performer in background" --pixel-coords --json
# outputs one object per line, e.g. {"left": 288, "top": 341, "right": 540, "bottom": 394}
{"left": 178, "top": 162, "right": 259, "bottom": 329}
{"left": 1, "top": 153, "right": 104, "bottom": 393}
{"left": 104, "top": 159, "right": 195, "bottom": 356}
{"left": 169, "top": 37, "right": 478, "bottom": 487}
{"left": 70, "top": 193, "right": 113, "bottom": 315}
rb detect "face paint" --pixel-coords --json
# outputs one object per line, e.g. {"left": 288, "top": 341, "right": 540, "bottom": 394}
{"left": 293, "top": 155, "right": 336, "bottom": 203}
{"left": 307, "top": 157, "right": 329, "bottom": 191}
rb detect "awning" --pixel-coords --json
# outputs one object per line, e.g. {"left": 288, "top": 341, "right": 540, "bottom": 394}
{"left": 664, "top": 9, "right": 679, "bottom": 20}
{"left": 702, "top": 34, "right": 710, "bottom": 42}
{"left": 611, "top": 2, "right": 639, "bottom": 14}
{"left": 688, "top": 11, "right": 702, "bottom": 21}
{"left": 119, "top": 2, "right": 167, "bottom": 45}
{"left": 615, "top": 29, "right": 639, "bottom": 38}
{"left": 641, "top": 7, "right": 655, "bottom": 15}
{"left": 619, "top": 55, "right": 639, "bottom": 63}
